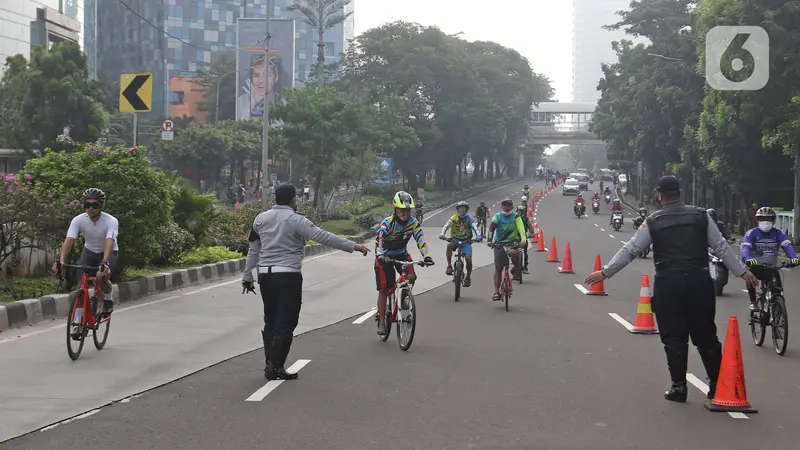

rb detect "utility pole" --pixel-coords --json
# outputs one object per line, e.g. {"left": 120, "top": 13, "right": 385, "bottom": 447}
{"left": 261, "top": 0, "right": 272, "bottom": 209}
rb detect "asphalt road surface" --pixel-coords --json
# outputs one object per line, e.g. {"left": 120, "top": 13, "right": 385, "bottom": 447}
{"left": 4, "top": 181, "right": 800, "bottom": 449}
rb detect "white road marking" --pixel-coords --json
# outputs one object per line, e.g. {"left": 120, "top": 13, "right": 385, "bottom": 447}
{"left": 352, "top": 309, "right": 377, "bottom": 324}
{"left": 594, "top": 224, "right": 598, "bottom": 227}
{"left": 620, "top": 240, "right": 627, "bottom": 244}
{"left": 608, "top": 313, "right": 634, "bottom": 332}
{"left": 600, "top": 228, "right": 606, "bottom": 232}
{"left": 245, "top": 359, "right": 312, "bottom": 401}
{"left": 574, "top": 284, "right": 590, "bottom": 294}
{"left": 608, "top": 234, "right": 615, "bottom": 238}
{"left": 686, "top": 373, "right": 749, "bottom": 419}
{"left": 741, "top": 289, "right": 748, "bottom": 293}
{"left": 40, "top": 409, "right": 101, "bottom": 432}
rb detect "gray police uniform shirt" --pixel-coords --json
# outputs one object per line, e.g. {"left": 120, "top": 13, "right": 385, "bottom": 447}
{"left": 603, "top": 210, "right": 746, "bottom": 279}
{"left": 242, "top": 205, "right": 356, "bottom": 282}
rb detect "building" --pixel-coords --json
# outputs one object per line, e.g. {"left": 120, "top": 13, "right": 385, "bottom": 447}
{"left": 95, "top": 0, "right": 353, "bottom": 120}
{"left": 572, "top": 0, "right": 632, "bottom": 103}
{"left": 0, "top": 0, "right": 93, "bottom": 73}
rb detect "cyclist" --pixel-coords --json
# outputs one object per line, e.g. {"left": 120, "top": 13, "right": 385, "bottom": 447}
{"left": 516, "top": 205, "right": 532, "bottom": 273}
{"left": 610, "top": 198, "right": 624, "bottom": 225}
{"left": 52, "top": 188, "right": 118, "bottom": 317}
{"left": 741, "top": 207, "right": 799, "bottom": 320}
{"left": 439, "top": 201, "right": 482, "bottom": 287}
{"left": 374, "top": 191, "right": 434, "bottom": 337}
{"left": 520, "top": 195, "right": 529, "bottom": 214}
{"left": 487, "top": 198, "right": 527, "bottom": 301}
{"left": 475, "top": 200, "right": 491, "bottom": 234}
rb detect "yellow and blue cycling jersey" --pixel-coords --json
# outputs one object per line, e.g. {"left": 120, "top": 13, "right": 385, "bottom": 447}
{"left": 440, "top": 214, "right": 481, "bottom": 256}
{"left": 375, "top": 215, "right": 431, "bottom": 258}
{"left": 489, "top": 212, "right": 526, "bottom": 244}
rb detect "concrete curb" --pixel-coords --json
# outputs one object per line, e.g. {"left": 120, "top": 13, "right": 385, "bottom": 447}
{"left": 0, "top": 229, "right": 377, "bottom": 333}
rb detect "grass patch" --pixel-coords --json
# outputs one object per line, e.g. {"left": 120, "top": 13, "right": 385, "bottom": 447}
{"left": 320, "top": 219, "right": 362, "bottom": 236}
{"left": 0, "top": 277, "right": 61, "bottom": 302}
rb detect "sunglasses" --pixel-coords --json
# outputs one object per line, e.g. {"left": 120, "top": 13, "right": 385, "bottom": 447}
{"left": 84, "top": 202, "right": 102, "bottom": 209}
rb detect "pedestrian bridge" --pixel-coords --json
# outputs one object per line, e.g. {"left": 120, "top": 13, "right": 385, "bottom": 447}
{"left": 530, "top": 102, "right": 603, "bottom": 145}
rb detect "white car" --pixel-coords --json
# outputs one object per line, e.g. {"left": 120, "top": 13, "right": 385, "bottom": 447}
{"left": 618, "top": 174, "right": 628, "bottom": 185}
{"left": 562, "top": 178, "right": 580, "bottom": 195}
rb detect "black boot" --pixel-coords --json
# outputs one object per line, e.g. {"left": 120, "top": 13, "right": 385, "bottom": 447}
{"left": 663, "top": 345, "right": 688, "bottom": 402}
{"left": 265, "top": 336, "right": 299, "bottom": 381}
{"left": 698, "top": 342, "right": 722, "bottom": 400}
{"left": 261, "top": 330, "right": 272, "bottom": 373}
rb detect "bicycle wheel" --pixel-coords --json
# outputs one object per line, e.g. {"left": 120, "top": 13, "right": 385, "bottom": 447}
{"left": 503, "top": 272, "right": 511, "bottom": 312}
{"left": 66, "top": 290, "right": 87, "bottom": 361}
{"left": 397, "top": 289, "right": 416, "bottom": 351}
{"left": 750, "top": 297, "right": 766, "bottom": 347}
{"left": 379, "top": 293, "right": 392, "bottom": 342}
{"left": 453, "top": 259, "right": 463, "bottom": 302}
{"left": 771, "top": 295, "right": 789, "bottom": 356}
{"left": 92, "top": 297, "right": 111, "bottom": 350}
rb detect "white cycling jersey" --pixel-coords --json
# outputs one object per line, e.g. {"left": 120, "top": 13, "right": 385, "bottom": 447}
{"left": 67, "top": 212, "right": 119, "bottom": 253}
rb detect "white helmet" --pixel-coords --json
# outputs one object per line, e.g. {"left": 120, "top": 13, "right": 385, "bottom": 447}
{"left": 521, "top": 196, "right": 528, "bottom": 202}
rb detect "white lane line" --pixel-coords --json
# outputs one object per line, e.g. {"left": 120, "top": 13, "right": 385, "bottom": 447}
{"left": 741, "top": 289, "right": 748, "bottom": 293}
{"left": 608, "top": 234, "right": 615, "bottom": 239}
{"left": 352, "top": 309, "right": 376, "bottom": 324}
{"left": 608, "top": 313, "right": 634, "bottom": 332}
{"left": 574, "top": 284, "right": 590, "bottom": 294}
{"left": 594, "top": 224, "right": 598, "bottom": 227}
{"left": 40, "top": 409, "right": 101, "bottom": 432}
{"left": 245, "top": 359, "right": 312, "bottom": 402}
{"left": 600, "top": 228, "right": 606, "bottom": 232}
{"left": 686, "top": 373, "right": 749, "bottom": 419}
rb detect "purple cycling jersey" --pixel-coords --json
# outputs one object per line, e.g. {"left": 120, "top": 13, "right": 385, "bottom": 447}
{"left": 741, "top": 227, "right": 797, "bottom": 266}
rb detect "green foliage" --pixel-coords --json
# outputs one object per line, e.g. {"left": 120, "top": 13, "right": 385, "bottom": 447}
{"left": 195, "top": 55, "right": 237, "bottom": 123}
{"left": 23, "top": 140, "right": 173, "bottom": 266}
{"left": 177, "top": 246, "right": 242, "bottom": 266}
{"left": 324, "top": 207, "right": 352, "bottom": 221}
{"left": 155, "top": 221, "right": 196, "bottom": 263}
{"left": 355, "top": 213, "right": 383, "bottom": 229}
{"left": 167, "top": 171, "right": 217, "bottom": 243}
{"left": 339, "top": 196, "right": 383, "bottom": 215}
{"left": 206, "top": 211, "right": 251, "bottom": 254}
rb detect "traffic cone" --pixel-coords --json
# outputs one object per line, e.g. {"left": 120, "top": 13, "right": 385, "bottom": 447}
{"left": 528, "top": 209, "right": 532, "bottom": 218}
{"left": 536, "top": 230, "right": 546, "bottom": 252}
{"left": 531, "top": 223, "right": 538, "bottom": 243}
{"left": 559, "top": 242, "right": 574, "bottom": 273}
{"left": 547, "top": 236, "right": 559, "bottom": 262}
{"left": 586, "top": 254, "right": 608, "bottom": 296}
{"left": 630, "top": 275, "right": 658, "bottom": 334}
{"left": 705, "top": 317, "right": 758, "bottom": 413}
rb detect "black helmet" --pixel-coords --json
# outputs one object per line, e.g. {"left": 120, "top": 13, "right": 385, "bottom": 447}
{"left": 82, "top": 188, "right": 106, "bottom": 203}
{"left": 706, "top": 208, "right": 718, "bottom": 223}
{"left": 639, "top": 207, "right": 648, "bottom": 215}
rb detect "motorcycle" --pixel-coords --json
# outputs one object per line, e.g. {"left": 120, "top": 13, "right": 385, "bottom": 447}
{"left": 611, "top": 212, "right": 623, "bottom": 231}
{"left": 604, "top": 193, "right": 612, "bottom": 204}
{"left": 592, "top": 201, "right": 600, "bottom": 214}
{"left": 632, "top": 216, "right": 645, "bottom": 229}
{"left": 708, "top": 252, "right": 729, "bottom": 296}
{"left": 574, "top": 202, "right": 586, "bottom": 218}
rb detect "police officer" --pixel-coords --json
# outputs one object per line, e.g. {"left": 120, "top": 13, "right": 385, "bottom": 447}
{"left": 584, "top": 176, "right": 758, "bottom": 403}
{"left": 241, "top": 184, "right": 370, "bottom": 380}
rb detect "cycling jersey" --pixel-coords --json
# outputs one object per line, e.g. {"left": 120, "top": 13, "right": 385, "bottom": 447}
{"left": 741, "top": 227, "right": 797, "bottom": 266}
{"left": 489, "top": 212, "right": 526, "bottom": 244}
{"left": 475, "top": 205, "right": 490, "bottom": 218}
{"left": 440, "top": 214, "right": 481, "bottom": 241}
{"left": 375, "top": 215, "right": 430, "bottom": 258}
{"left": 517, "top": 213, "right": 531, "bottom": 233}
{"left": 67, "top": 212, "right": 119, "bottom": 252}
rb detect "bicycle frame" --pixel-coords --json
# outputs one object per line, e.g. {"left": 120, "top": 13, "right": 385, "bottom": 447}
{"left": 499, "top": 244, "right": 519, "bottom": 295}
{"left": 382, "top": 259, "right": 425, "bottom": 323}
{"left": 64, "top": 264, "right": 109, "bottom": 330}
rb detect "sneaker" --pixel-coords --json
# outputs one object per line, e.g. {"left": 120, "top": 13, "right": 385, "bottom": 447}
{"left": 463, "top": 277, "right": 471, "bottom": 287}
{"left": 103, "top": 299, "right": 114, "bottom": 314}
{"left": 445, "top": 267, "right": 453, "bottom": 276}
{"left": 377, "top": 324, "right": 388, "bottom": 336}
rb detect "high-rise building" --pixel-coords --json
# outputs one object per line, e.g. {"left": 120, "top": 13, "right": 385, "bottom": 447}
{"left": 572, "top": 0, "right": 632, "bottom": 103}
{"left": 96, "top": 0, "right": 353, "bottom": 120}
{"left": 0, "top": 0, "right": 91, "bottom": 73}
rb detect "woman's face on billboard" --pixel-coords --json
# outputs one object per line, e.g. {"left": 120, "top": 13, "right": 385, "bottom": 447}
{"left": 251, "top": 60, "right": 278, "bottom": 103}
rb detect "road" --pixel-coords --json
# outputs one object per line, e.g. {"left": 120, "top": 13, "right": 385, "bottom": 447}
{"left": 4, "top": 182, "right": 800, "bottom": 449}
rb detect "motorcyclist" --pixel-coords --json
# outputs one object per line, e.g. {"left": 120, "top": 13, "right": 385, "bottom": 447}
{"left": 603, "top": 186, "right": 612, "bottom": 196}
{"left": 574, "top": 193, "right": 586, "bottom": 215}
{"left": 516, "top": 205, "right": 531, "bottom": 273}
{"left": 475, "top": 201, "right": 490, "bottom": 232}
{"left": 522, "top": 184, "right": 530, "bottom": 198}
{"left": 609, "top": 199, "right": 623, "bottom": 225}
{"left": 591, "top": 191, "right": 601, "bottom": 202}
{"left": 633, "top": 207, "right": 647, "bottom": 227}
{"left": 706, "top": 208, "right": 734, "bottom": 243}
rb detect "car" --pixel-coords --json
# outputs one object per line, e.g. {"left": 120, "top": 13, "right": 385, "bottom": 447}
{"left": 618, "top": 174, "right": 628, "bottom": 185}
{"left": 569, "top": 173, "right": 590, "bottom": 191}
{"left": 562, "top": 178, "right": 580, "bottom": 195}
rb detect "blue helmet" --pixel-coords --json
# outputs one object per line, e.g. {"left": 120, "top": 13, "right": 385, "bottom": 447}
{"left": 455, "top": 201, "right": 469, "bottom": 210}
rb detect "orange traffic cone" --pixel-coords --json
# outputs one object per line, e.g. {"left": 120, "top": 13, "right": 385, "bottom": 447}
{"left": 536, "top": 230, "right": 546, "bottom": 252}
{"left": 547, "top": 236, "right": 559, "bottom": 262}
{"left": 527, "top": 209, "right": 532, "bottom": 218}
{"left": 705, "top": 317, "right": 758, "bottom": 413}
{"left": 235, "top": 200, "right": 242, "bottom": 212}
{"left": 630, "top": 275, "right": 658, "bottom": 334}
{"left": 531, "top": 223, "right": 538, "bottom": 243}
{"left": 587, "top": 254, "right": 608, "bottom": 296}
{"left": 559, "top": 242, "right": 574, "bottom": 273}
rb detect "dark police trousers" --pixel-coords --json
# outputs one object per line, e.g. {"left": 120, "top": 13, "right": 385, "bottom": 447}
{"left": 651, "top": 268, "right": 723, "bottom": 391}
{"left": 258, "top": 272, "right": 303, "bottom": 372}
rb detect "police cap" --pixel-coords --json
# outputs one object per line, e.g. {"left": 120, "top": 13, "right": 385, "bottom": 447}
{"left": 656, "top": 175, "right": 680, "bottom": 194}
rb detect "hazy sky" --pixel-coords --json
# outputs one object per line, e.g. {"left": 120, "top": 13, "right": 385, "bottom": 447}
{"left": 353, "top": 0, "right": 573, "bottom": 102}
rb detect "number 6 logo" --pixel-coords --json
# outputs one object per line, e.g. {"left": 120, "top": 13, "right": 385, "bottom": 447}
{"left": 705, "top": 26, "right": 769, "bottom": 91}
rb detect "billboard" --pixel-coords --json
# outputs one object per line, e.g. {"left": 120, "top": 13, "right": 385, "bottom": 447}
{"left": 374, "top": 157, "right": 393, "bottom": 186}
{"left": 236, "top": 18, "right": 295, "bottom": 120}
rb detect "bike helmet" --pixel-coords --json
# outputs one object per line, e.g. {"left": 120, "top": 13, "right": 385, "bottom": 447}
{"left": 521, "top": 195, "right": 528, "bottom": 202}
{"left": 706, "top": 208, "right": 718, "bottom": 223}
{"left": 613, "top": 198, "right": 620, "bottom": 204}
{"left": 392, "top": 191, "right": 415, "bottom": 209}
{"left": 516, "top": 205, "right": 525, "bottom": 211}
{"left": 755, "top": 207, "right": 776, "bottom": 221}
{"left": 455, "top": 201, "right": 469, "bottom": 217}
{"left": 82, "top": 188, "right": 106, "bottom": 204}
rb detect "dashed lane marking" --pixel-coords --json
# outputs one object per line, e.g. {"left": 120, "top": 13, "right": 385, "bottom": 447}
{"left": 608, "top": 313, "right": 634, "bottom": 332}
{"left": 608, "top": 234, "right": 615, "bottom": 239}
{"left": 600, "top": 228, "right": 606, "bottom": 232}
{"left": 245, "top": 359, "right": 312, "bottom": 401}
{"left": 594, "top": 224, "right": 598, "bottom": 227}
{"left": 352, "top": 309, "right": 377, "bottom": 324}
{"left": 686, "top": 373, "right": 749, "bottom": 419}
{"left": 574, "top": 284, "right": 590, "bottom": 295}
{"left": 620, "top": 241, "right": 627, "bottom": 244}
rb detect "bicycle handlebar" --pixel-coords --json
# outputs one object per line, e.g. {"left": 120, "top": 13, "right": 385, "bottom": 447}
{"left": 378, "top": 257, "right": 433, "bottom": 267}
{"left": 55, "top": 263, "right": 104, "bottom": 280}
{"left": 442, "top": 237, "right": 481, "bottom": 244}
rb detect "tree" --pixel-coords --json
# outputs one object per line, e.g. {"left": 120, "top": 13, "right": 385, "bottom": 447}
{"left": 0, "top": 42, "right": 108, "bottom": 152}
{"left": 157, "top": 124, "right": 232, "bottom": 185}
{"left": 0, "top": 55, "right": 30, "bottom": 150}
{"left": 288, "top": 0, "right": 353, "bottom": 82}
{"left": 195, "top": 56, "right": 237, "bottom": 123}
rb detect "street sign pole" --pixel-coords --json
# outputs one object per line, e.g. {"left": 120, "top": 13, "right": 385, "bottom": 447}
{"left": 261, "top": 0, "right": 272, "bottom": 210}
{"left": 133, "top": 113, "right": 138, "bottom": 147}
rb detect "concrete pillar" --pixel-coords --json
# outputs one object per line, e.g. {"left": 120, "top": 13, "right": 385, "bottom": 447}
{"left": 518, "top": 152, "right": 524, "bottom": 177}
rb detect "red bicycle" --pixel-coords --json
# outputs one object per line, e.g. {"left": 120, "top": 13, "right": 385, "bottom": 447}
{"left": 375, "top": 258, "right": 432, "bottom": 351}
{"left": 59, "top": 264, "right": 112, "bottom": 361}
{"left": 490, "top": 242, "right": 520, "bottom": 312}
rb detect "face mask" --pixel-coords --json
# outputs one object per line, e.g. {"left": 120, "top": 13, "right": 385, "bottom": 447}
{"left": 503, "top": 208, "right": 513, "bottom": 216}
{"left": 758, "top": 221, "right": 773, "bottom": 233}
{"left": 457, "top": 211, "right": 467, "bottom": 218}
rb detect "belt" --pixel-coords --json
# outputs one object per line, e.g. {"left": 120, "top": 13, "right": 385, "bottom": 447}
{"left": 258, "top": 266, "right": 301, "bottom": 274}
